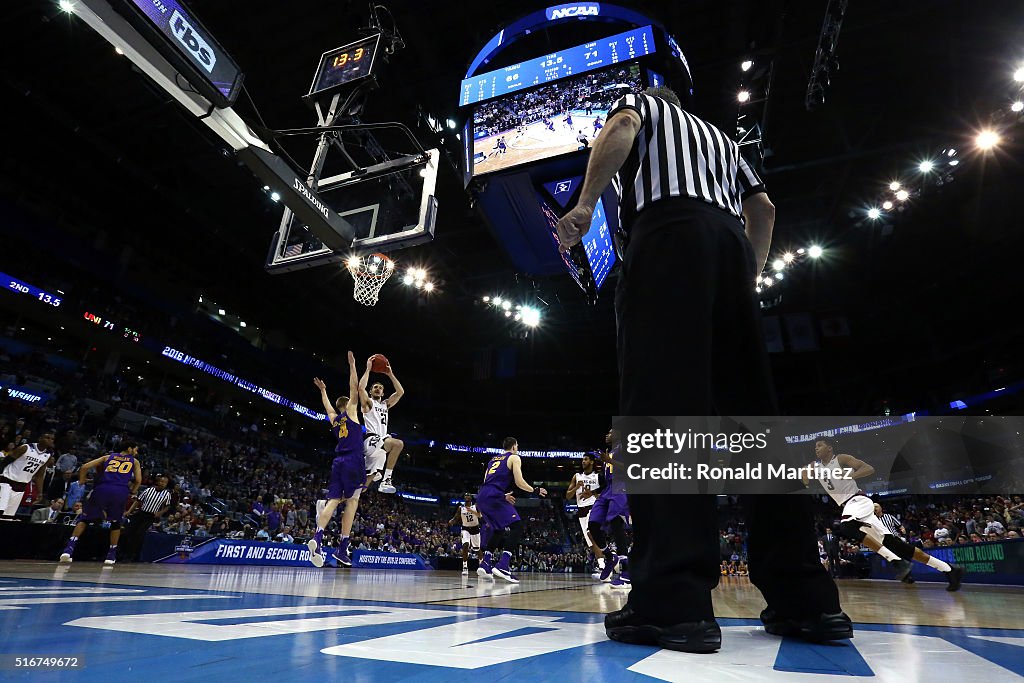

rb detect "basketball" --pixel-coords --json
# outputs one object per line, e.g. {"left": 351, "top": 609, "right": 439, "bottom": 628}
{"left": 371, "top": 354, "right": 390, "bottom": 373}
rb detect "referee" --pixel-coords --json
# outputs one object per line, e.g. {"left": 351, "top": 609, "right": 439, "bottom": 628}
{"left": 121, "top": 475, "right": 172, "bottom": 562}
{"left": 875, "top": 501, "right": 915, "bottom": 583}
{"left": 557, "top": 87, "right": 849, "bottom": 652}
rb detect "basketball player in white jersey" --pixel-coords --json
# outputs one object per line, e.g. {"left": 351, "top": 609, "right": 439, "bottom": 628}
{"left": 565, "top": 453, "right": 606, "bottom": 575}
{"left": 447, "top": 494, "right": 481, "bottom": 574}
{"left": 0, "top": 431, "right": 55, "bottom": 518}
{"left": 358, "top": 356, "right": 405, "bottom": 494}
{"left": 804, "top": 437, "right": 964, "bottom": 591}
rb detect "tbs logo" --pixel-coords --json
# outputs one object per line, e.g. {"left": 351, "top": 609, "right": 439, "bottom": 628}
{"left": 546, "top": 3, "right": 600, "bottom": 20}
{"left": 170, "top": 10, "right": 216, "bottom": 73}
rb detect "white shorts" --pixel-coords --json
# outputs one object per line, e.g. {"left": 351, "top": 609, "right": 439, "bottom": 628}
{"left": 841, "top": 495, "right": 888, "bottom": 540}
{"left": 364, "top": 448, "right": 386, "bottom": 474}
{"left": 363, "top": 434, "right": 386, "bottom": 457}
{"left": 461, "top": 528, "right": 481, "bottom": 550}
{"left": 0, "top": 482, "right": 26, "bottom": 518}
{"left": 577, "top": 508, "right": 593, "bottom": 536}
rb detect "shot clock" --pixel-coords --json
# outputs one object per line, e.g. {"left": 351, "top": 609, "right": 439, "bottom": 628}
{"left": 308, "top": 33, "right": 383, "bottom": 99}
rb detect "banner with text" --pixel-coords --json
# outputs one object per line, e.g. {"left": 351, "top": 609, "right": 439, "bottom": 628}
{"left": 352, "top": 549, "right": 430, "bottom": 570}
{"left": 871, "top": 539, "right": 1024, "bottom": 585}
{"left": 616, "top": 415, "right": 1024, "bottom": 495}
{"left": 155, "top": 538, "right": 337, "bottom": 567}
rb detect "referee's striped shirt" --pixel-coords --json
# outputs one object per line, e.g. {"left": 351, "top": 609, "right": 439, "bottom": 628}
{"left": 608, "top": 93, "right": 766, "bottom": 228}
{"left": 137, "top": 486, "right": 171, "bottom": 514}
{"left": 879, "top": 512, "right": 903, "bottom": 538}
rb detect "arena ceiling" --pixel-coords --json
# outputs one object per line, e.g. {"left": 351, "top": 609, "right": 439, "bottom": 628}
{"left": 2, "top": 0, "right": 1022, "bottom": 440}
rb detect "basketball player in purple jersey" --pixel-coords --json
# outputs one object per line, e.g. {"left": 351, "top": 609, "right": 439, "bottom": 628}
{"left": 308, "top": 351, "right": 364, "bottom": 568}
{"left": 589, "top": 429, "right": 631, "bottom": 585}
{"left": 60, "top": 442, "right": 142, "bottom": 565}
{"left": 476, "top": 437, "right": 547, "bottom": 583}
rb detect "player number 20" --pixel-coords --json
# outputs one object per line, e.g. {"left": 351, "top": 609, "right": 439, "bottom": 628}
{"left": 105, "top": 460, "right": 133, "bottom": 474}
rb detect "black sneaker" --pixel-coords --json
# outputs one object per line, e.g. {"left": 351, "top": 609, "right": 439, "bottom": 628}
{"left": 605, "top": 605, "right": 721, "bottom": 653}
{"left": 945, "top": 565, "right": 964, "bottom": 592}
{"left": 760, "top": 608, "right": 854, "bottom": 642}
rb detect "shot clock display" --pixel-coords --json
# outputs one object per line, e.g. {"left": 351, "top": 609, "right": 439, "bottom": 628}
{"left": 308, "top": 34, "right": 382, "bottom": 98}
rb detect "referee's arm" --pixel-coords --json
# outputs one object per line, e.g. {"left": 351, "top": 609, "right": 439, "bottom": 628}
{"left": 739, "top": 153, "right": 775, "bottom": 272}
{"left": 556, "top": 109, "right": 642, "bottom": 251}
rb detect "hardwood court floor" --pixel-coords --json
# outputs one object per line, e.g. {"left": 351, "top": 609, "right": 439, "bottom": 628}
{"left": 1, "top": 561, "right": 1021, "bottom": 681}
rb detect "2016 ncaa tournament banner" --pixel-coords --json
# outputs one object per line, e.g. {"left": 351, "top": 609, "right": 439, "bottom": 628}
{"left": 156, "top": 538, "right": 337, "bottom": 567}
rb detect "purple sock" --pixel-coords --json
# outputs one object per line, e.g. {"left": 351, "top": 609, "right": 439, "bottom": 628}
{"left": 340, "top": 536, "right": 350, "bottom": 552}
{"left": 482, "top": 550, "right": 492, "bottom": 566}
{"left": 496, "top": 551, "right": 512, "bottom": 570}
{"left": 313, "top": 529, "right": 323, "bottom": 545}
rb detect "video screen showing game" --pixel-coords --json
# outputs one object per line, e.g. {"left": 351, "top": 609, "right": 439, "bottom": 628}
{"left": 472, "top": 63, "right": 643, "bottom": 175}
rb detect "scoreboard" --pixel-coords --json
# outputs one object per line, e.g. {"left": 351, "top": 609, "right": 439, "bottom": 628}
{"left": 459, "top": 25, "right": 655, "bottom": 106}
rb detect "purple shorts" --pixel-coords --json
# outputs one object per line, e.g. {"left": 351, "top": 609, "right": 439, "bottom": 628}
{"left": 80, "top": 485, "right": 130, "bottom": 523}
{"left": 327, "top": 454, "right": 364, "bottom": 501}
{"left": 589, "top": 492, "right": 629, "bottom": 526}
{"left": 476, "top": 490, "right": 520, "bottom": 531}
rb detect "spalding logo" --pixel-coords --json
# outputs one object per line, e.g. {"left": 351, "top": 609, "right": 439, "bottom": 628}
{"left": 546, "top": 3, "right": 600, "bottom": 20}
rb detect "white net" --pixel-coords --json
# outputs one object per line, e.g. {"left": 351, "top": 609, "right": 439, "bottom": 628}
{"left": 348, "top": 253, "right": 395, "bottom": 306}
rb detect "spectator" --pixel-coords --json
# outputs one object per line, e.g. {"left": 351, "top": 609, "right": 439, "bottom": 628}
{"left": 31, "top": 498, "right": 64, "bottom": 523}
{"left": 256, "top": 526, "right": 270, "bottom": 541}
{"left": 55, "top": 450, "right": 78, "bottom": 473}
{"left": 276, "top": 527, "right": 294, "bottom": 544}
{"left": 267, "top": 504, "right": 282, "bottom": 534}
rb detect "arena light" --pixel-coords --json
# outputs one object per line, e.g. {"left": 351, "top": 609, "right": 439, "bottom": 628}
{"left": 895, "top": 189, "right": 909, "bottom": 201}
{"left": 763, "top": 277, "right": 774, "bottom": 287}
{"left": 1012, "top": 101, "right": 1024, "bottom": 113}
{"left": 918, "top": 160, "right": 934, "bottom": 173}
{"left": 504, "top": 310, "right": 511, "bottom": 317}
{"left": 447, "top": 118, "right": 457, "bottom": 130}
{"left": 347, "top": 255, "right": 361, "bottom": 270}
{"left": 737, "top": 90, "right": 751, "bottom": 103}
{"left": 482, "top": 295, "right": 490, "bottom": 303}
{"left": 415, "top": 268, "right": 427, "bottom": 280}
{"left": 808, "top": 245, "right": 824, "bottom": 258}
{"left": 772, "top": 259, "right": 785, "bottom": 271}
{"left": 946, "top": 148, "right": 957, "bottom": 157}
{"left": 783, "top": 252, "right": 795, "bottom": 263}
{"left": 493, "top": 296, "right": 503, "bottom": 306}
{"left": 756, "top": 275, "right": 763, "bottom": 284}
{"left": 949, "top": 159, "right": 960, "bottom": 166}
{"left": 1014, "top": 66, "right": 1024, "bottom": 82}
{"left": 888, "top": 181, "right": 901, "bottom": 191}
{"left": 270, "top": 192, "right": 281, "bottom": 202}
{"left": 797, "top": 248, "right": 805, "bottom": 255}
{"left": 424, "top": 282, "right": 435, "bottom": 292}
{"left": 502, "top": 300, "right": 511, "bottom": 310}
{"left": 775, "top": 272, "right": 784, "bottom": 280}
{"left": 755, "top": 286, "right": 762, "bottom": 293}
{"left": 741, "top": 60, "right": 754, "bottom": 71}
{"left": 114, "top": 46, "right": 124, "bottom": 55}
{"left": 240, "top": 321, "right": 246, "bottom": 328}
{"left": 882, "top": 200, "right": 894, "bottom": 210}
{"left": 514, "top": 313, "right": 521, "bottom": 321}
{"left": 402, "top": 274, "right": 413, "bottom": 285}
{"left": 867, "top": 208, "right": 882, "bottom": 220}
{"left": 218, "top": 308, "right": 226, "bottom": 315}
{"left": 413, "top": 280, "right": 423, "bottom": 289}
{"left": 522, "top": 307, "right": 541, "bottom": 327}
{"left": 975, "top": 129, "right": 1000, "bottom": 150}
{"left": 58, "top": 0, "right": 74, "bottom": 11}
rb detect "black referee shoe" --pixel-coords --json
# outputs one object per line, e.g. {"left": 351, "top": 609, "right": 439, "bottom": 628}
{"left": 760, "top": 608, "right": 853, "bottom": 642}
{"left": 945, "top": 565, "right": 965, "bottom": 592}
{"left": 605, "top": 605, "right": 721, "bottom": 653}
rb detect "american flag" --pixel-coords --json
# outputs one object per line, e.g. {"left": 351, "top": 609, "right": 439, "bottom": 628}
{"left": 284, "top": 244, "right": 303, "bottom": 258}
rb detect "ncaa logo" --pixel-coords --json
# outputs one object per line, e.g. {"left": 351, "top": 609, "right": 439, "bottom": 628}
{"left": 169, "top": 10, "right": 217, "bottom": 73}
{"left": 546, "top": 3, "right": 601, "bottom": 20}
{"left": 555, "top": 181, "right": 572, "bottom": 194}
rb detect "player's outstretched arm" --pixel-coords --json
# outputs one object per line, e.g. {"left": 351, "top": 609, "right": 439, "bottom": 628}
{"left": 78, "top": 455, "right": 107, "bottom": 485}
{"left": 313, "top": 378, "right": 337, "bottom": 422}
{"left": 345, "top": 352, "right": 361, "bottom": 422}
{"left": 385, "top": 362, "right": 405, "bottom": 408}
{"left": 509, "top": 454, "right": 547, "bottom": 497}
{"left": 358, "top": 358, "right": 373, "bottom": 412}
{"left": 837, "top": 453, "right": 875, "bottom": 480}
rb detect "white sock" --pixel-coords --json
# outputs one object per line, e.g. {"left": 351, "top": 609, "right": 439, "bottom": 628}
{"left": 597, "top": 557, "right": 606, "bottom": 569}
{"left": 926, "top": 556, "right": 952, "bottom": 572}
{"left": 878, "top": 547, "right": 901, "bottom": 562}
{"left": 383, "top": 469, "right": 393, "bottom": 480}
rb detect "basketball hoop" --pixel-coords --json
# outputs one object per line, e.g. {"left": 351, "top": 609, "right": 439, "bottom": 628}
{"left": 347, "top": 253, "right": 395, "bottom": 306}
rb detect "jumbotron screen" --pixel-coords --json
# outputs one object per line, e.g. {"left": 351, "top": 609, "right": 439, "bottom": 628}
{"left": 472, "top": 63, "right": 642, "bottom": 176}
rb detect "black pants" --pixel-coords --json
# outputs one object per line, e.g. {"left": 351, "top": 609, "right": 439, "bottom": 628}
{"left": 120, "top": 511, "right": 155, "bottom": 562}
{"left": 615, "top": 198, "right": 840, "bottom": 623}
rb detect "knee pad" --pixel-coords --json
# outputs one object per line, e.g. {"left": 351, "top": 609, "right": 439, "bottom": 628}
{"left": 881, "top": 534, "right": 916, "bottom": 562}
{"left": 838, "top": 520, "right": 867, "bottom": 543}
